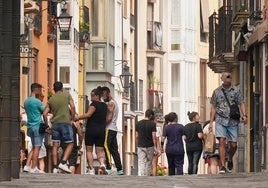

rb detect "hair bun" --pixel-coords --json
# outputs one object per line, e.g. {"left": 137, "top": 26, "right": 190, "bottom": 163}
{"left": 187, "top": 111, "right": 190, "bottom": 116}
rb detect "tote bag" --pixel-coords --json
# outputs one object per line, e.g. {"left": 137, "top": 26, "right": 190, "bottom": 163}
{"left": 204, "top": 132, "right": 216, "bottom": 153}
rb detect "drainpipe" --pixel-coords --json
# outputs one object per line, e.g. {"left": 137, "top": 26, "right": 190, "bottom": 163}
{"left": 253, "top": 92, "right": 261, "bottom": 172}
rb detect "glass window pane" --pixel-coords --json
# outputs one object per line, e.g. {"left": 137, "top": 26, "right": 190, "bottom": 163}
{"left": 171, "top": 30, "right": 180, "bottom": 50}
{"left": 171, "top": 63, "right": 180, "bottom": 97}
{"left": 60, "top": 67, "right": 70, "bottom": 84}
{"left": 171, "top": 0, "right": 180, "bottom": 25}
{"left": 92, "top": 47, "right": 105, "bottom": 70}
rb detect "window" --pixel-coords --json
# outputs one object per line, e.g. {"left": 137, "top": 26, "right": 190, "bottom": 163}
{"left": 59, "top": 66, "right": 70, "bottom": 84}
{"left": 171, "top": 30, "right": 180, "bottom": 51}
{"left": 92, "top": 46, "right": 105, "bottom": 70}
{"left": 171, "top": 0, "right": 180, "bottom": 26}
{"left": 171, "top": 63, "right": 180, "bottom": 97}
{"left": 91, "top": 0, "right": 106, "bottom": 37}
{"left": 60, "top": 31, "right": 70, "bottom": 40}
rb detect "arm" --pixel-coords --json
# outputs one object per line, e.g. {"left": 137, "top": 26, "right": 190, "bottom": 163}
{"left": 69, "top": 99, "right": 76, "bottom": 121}
{"left": 77, "top": 105, "right": 96, "bottom": 120}
{"left": 42, "top": 106, "right": 50, "bottom": 126}
{"left": 74, "top": 122, "right": 84, "bottom": 148}
{"left": 106, "top": 101, "right": 115, "bottom": 124}
{"left": 152, "top": 131, "right": 158, "bottom": 153}
{"left": 240, "top": 102, "right": 247, "bottom": 123}
{"left": 209, "top": 105, "right": 216, "bottom": 130}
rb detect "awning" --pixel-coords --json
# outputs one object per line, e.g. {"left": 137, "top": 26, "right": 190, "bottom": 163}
{"left": 200, "top": 0, "right": 209, "bottom": 33}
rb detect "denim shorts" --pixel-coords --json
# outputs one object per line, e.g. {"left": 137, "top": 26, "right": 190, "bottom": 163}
{"left": 215, "top": 122, "right": 238, "bottom": 142}
{"left": 52, "top": 123, "right": 73, "bottom": 143}
{"left": 27, "top": 125, "right": 44, "bottom": 147}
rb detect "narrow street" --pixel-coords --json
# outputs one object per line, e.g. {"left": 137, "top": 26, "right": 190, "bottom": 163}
{"left": 0, "top": 172, "right": 268, "bottom": 188}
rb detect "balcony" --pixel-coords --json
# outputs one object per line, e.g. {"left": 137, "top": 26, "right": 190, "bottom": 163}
{"left": 208, "top": 6, "right": 236, "bottom": 73}
{"left": 147, "top": 21, "right": 165, "bottom": 57}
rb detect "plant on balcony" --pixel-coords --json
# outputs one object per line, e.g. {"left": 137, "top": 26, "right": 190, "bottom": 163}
{"left": 79, "top": 21, "right": 90, "bottom": 42}
{"left": 148, "top": 76, "right": 156, "bottom": 95}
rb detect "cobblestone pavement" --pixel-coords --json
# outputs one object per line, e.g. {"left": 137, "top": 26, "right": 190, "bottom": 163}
{"left": 1, "top": 172, "right": 268, "bottom": 188}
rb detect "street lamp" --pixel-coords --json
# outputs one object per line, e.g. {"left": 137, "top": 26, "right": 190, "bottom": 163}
{"left": 120, "top": 69, "right": 133, "bottom": 89}
{"left": 57, "top": 8, "right": 72, "bottom": 32}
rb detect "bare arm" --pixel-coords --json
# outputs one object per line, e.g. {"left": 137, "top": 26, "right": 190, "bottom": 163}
{"left": 69, "top": 99, "right": 76, "bottom": 121}
{"left": 77, "top": 105, "right": 96, "bottom": 120}
{"left": 42, "top": 106, "right": 50, "bottom": 126}
{"left": 240, "top": 102, "right": 247, "bottom": 123}
{"left": 209, "top": 105, "right": 216, "bottom": 129}
{"left": 74, "top": 122, "right": 84, "bottom": 148}
{"left": 106, "top": 101, "right": 115, "bottom": 124}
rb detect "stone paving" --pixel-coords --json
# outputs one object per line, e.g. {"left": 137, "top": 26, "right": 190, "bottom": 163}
{"left": 1, "top": 172, "right": 268, "bottom": 188}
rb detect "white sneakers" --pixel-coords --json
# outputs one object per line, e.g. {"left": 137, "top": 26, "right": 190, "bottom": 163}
{"left": 23, "top": 165, "right": 31, "bottom": 172}
{"left": 52, "top": 168, "right": 59, "bottom": 174}
{"left": 85, "top": 167, "right": 95, "bottom": 175}
{"left": 23, "top": 166, "right": 45, "bottom": 173}
{"left": 58, "top": 163, "right": 72, "bottom": 174}
{"left": 30, "top": 167, "right": 45, "bottom": 173}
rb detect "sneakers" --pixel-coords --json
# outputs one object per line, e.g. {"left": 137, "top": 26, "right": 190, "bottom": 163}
{"left": 58, "top": 163, "right": 72, "bottom": 174}
{"left": 30, "top": 167, "right": 45, "bottom": 173}
{"left": 52, "top": 168, "right": 59, "bottom": 174}
{"left": 116, "top": 170, "right": 124, "bottom": 175}
{"left": 227, "top": 160, "right": 233, "bottom": 173}
{"left": 86, "top": 167, "right": 95, "bottom": 175}
{"left": 219, "top": 166, "right": 227, "bottom": 174}
{"left": 23, "top": 165, "right": 31, "bottom": 173}
{"left": 106, "top": 169, "right": 113, "bottom": 175}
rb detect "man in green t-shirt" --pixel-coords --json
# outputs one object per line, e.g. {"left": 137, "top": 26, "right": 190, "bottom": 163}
{"left": 43, "top": 81, "right": 76, "bottom": 173}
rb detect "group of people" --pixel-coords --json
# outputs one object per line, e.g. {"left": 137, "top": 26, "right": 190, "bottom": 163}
{"left": 136, "top": 71, "right": 247, "bottom": 175}
{"left": 22, "top": 71, "right": 247, "bottom": 176}
{"left": 22, "top": 81, "right": 124, "bottom": 175}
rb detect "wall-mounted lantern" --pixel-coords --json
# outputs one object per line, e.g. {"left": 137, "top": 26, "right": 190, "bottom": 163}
{"left": 120, "top": 69, "right": 133, "bottom": 89}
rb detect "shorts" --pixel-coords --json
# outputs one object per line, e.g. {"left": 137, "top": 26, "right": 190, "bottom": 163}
{"left": 27, "top": 125, "right": 44, "bottom": 147}
{"left": 215, "top": 122, "right": 238, "bottom": 142}
{"left": 85, "top": 126, "right": 105, "bottom": 147}
{"left": 52, "top": 123, "right": 73, "bottom": 143}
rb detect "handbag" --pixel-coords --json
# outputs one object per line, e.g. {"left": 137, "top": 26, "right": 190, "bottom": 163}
{"left": 222, "top": 89, "right": 240, "bottom": 120}
{"left": 204, "top": 132, "right": 216, "bottom": 153}
{"left": 39, "top": 122, "right": 48, "bottom": 134}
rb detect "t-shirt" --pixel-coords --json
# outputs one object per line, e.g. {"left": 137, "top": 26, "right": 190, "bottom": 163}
{"left": 24, "top": 96, "right": 44, "bottom": 129}
{"left": 163, "top": 123, "right": 184, "bottom": 155}
{"left": 86, "top": 101, "right": 107, "bottom": 129}
{"left": 136, "top": 119, "right": 156, "bottom": 148}
{"left": 47, "top": 92, "right": 73, "bottom": 124}
{"left": 183, "top": 122, "right": 203, "bottom": 152}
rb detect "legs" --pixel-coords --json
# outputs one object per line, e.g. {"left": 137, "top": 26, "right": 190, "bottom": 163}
{"left": 137, "top": 147, "right": 154, "bottom": 176}
{"left": 151, "top": 155, "right": 158, "bottom": 176}
{"left": 166, "top": 153, "right": 175, "bottom": 175}
{"left": 104, "top": 130, "right": 123, "bottom": 171}
{"left": 86, "top": 146, "right": 94, "bottom": 169}
{"left": 215, "top": 123, "right": 238, "bottom": 171}
{"left": 186, "top": 151, "right": 194, "bottom": 174}
{"left": 192, "top": 150, "right": 202, "bottom": 174}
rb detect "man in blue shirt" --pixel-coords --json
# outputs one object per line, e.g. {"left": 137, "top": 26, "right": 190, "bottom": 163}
{"left": 24, "top": 83, "right": 45, "bottom": 173}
